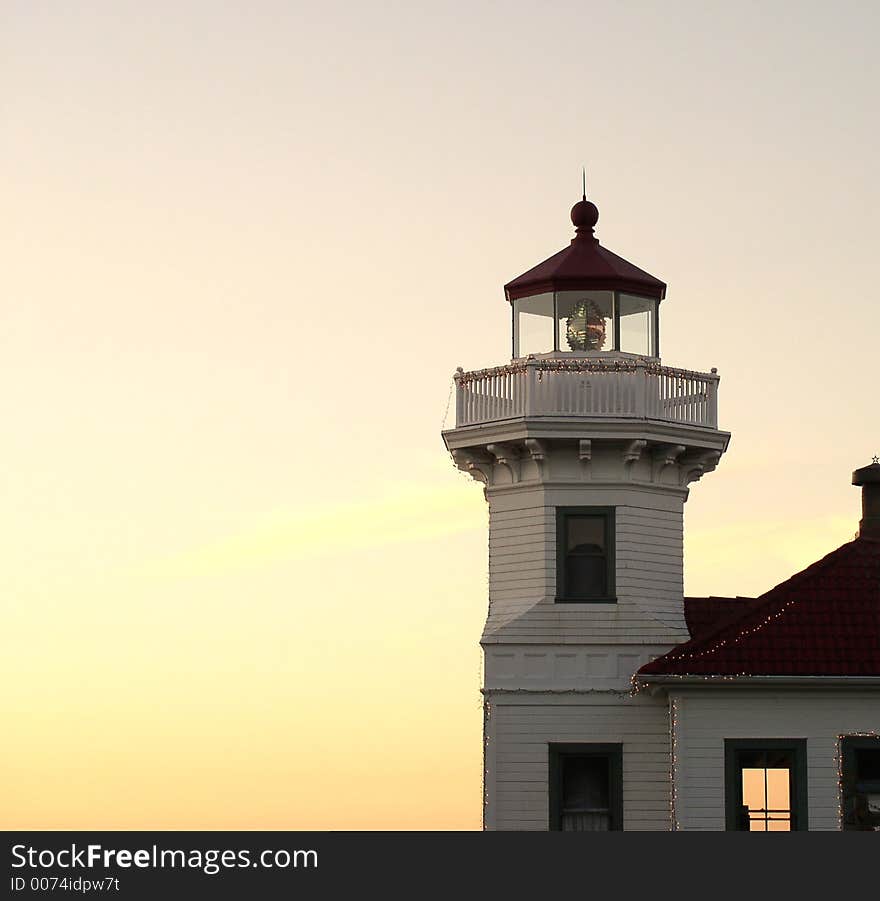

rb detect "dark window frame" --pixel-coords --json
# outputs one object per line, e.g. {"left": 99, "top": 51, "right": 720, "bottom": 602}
{"left": 724, "top": 739, "right": 809, "bottom": 831}
{"left": 548, "top": 743, "right": 623, "bottom": 831}
{"left": 555, "top": 506, "right": 616, "bottom": 603}
{"left": 841, "top": 735, "right": 880, "bottom": 831}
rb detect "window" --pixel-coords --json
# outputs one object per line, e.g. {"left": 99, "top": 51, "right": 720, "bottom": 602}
{"left": 556, "top": 507, "right": 615, "bottom": 602}
{"left": 725, "top": 740, "right": 808, "bottom": 831}
{"left": 510, "top": 290, "right": 661, "bottom": 359}
{"left": 617, "top": 294, "right": 658, "bottom": 356}
{"left": 841, "top": 736, "right": 880, "bottom": 831}
{"left": 512, "top": 292, "right": 554, "bottom": 357}
{"left": 549, "top": 744, "right": 623, "bottom": 831}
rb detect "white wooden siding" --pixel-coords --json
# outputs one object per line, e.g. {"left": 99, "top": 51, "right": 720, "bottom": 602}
{"left": 484, "top": 484, "right": 689, "bottom": 644}
{"left": 486, "top": 692, "right": 671, "bottom": 831}
{"left": 484, "top": 644, "right": 678, "bottom": 691}
{"left": 670, "top": 689, "right": 880, "bottom": 831}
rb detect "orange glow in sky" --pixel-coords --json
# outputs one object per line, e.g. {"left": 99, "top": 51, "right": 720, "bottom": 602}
{"left": 2, "top": 1, "right": 878, "bottom": 828}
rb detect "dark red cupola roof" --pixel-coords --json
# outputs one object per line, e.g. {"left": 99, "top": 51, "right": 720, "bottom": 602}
{"left": 504, "top": 198, "right": 667, "bottom": 302}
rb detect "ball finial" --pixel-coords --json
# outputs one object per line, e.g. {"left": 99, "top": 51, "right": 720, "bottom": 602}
{"left": 570, "top": 198, "right": 599, "bottom": 232}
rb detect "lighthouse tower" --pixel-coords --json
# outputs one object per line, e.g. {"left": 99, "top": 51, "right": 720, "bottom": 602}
{"left": 442, "top": 194, "right": 730, "bottom": 830}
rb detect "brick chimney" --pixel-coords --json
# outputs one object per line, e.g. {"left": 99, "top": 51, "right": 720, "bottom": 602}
{"left": 852, "top": 459, "right": 880, "bottom": 539}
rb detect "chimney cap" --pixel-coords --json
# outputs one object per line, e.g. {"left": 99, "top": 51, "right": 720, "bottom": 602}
{"left": 853, "top": 459, "right": 880, "bottom": 486}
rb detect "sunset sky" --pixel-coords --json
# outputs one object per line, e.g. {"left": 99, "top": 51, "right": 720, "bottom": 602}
{"left": 3, "top": 1, "right": 879, "bottom": 829}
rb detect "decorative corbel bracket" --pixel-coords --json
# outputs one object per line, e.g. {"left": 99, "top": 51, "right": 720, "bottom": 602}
{"left": 486, "top": 443, "right": 520, "bottom": 484}
{"left": 524, "top": 438, "right": 548, "bottom": 480}
{"left": 679, "top": 450, "right": 722, "bottom": 487}
{"left": 450, "top": 449, "right": 493, "bottom": 486}
{"left": 651, "top": 444, "right": 686, "bottom": 483}
{"left": 621, "top": 439, "right": 647, "bottom": 480}
{"left": 578, "top": 439, "right": 592, "bottom": 480}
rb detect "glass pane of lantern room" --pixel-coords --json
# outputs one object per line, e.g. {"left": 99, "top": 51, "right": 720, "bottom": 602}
{"left": 556, "top": 291, "right": 614, "bottom": 352}
{"left": 618, "top": 294, "right": 656, "bottom": 356}
{"left": 513, "top": 293, "right": 554, "bottom": 357}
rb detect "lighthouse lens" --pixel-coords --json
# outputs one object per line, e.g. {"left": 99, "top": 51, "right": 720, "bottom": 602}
{"left": 556, "top": 291, "right": 613, "bottom": 353}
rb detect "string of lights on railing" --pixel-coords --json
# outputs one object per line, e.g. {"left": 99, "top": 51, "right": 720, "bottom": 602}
{"left": 453, "top": 358, "right": 718, "bottom": 387}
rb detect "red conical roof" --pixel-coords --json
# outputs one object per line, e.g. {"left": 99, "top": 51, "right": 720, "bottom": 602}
{"left": 504, "top": 199, "right": 666, "bottom": 302}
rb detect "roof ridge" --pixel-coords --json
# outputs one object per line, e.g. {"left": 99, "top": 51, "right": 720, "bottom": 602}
{"left": 593, "top": 244, "right": 664, "bottom": 282}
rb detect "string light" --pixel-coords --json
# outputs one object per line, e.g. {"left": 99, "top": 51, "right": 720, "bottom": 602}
{"left": 836, "top": 731, "right": 880, "bottom": 831}
{"left": 670, "top": 696, "right": 680, "bottom": 831}
{"left": 649, "top": 597, "right": 800, "bottom": 668}
{"left": 483, "top": 699, "right": 492, "bottom": 829}
{"left": 455, "top": 358, "right": 714, "bottom": 387}
{"left": 441, "top": 378, "right": 454, "bottom": 430}
{"left": 483, "top": 687, "right": 631, "bottom": 696}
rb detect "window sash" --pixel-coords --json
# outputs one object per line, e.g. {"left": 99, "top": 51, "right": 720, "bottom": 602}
{"left": 724, "top": 739, "right": 808, "bottom": 832}
{"left": 555, "top": 507, "right": 615, "bottom": 603}
{"left": 841, "top": 736, "right": 880, "bottom": 831}
{"left": 549, "top": 744, "right": 623, "bottom": 832}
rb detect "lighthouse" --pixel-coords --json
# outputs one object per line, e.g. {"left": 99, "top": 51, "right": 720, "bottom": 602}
{"left": 442, "top": 193, "right": 730, "bottom": 830}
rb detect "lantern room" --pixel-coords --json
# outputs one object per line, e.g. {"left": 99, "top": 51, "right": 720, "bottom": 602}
{"left": 505, "top": 198, "right": 665, "bottom": 360}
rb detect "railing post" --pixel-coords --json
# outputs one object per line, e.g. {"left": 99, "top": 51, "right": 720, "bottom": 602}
{"left": 453, "top": 367, "right": 465, "bottom": 426}
{"left": 525, "top": 359, "right": 537, "bottom": 416}
{"left": 707, "top": 368, "right": 719, "bottom": 428}
{"left": 634, "top": 361, "right": 647, "bottom": 419}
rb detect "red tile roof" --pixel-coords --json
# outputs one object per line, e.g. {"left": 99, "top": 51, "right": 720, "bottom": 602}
{"left": 683, "top": 596, "right": 758, "bottom": 641}
{"left": 640, "top": 537, "right": 880, "bottom": 678}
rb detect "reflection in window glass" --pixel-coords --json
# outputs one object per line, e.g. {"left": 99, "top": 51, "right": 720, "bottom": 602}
{"left": 842, "top": 737, "right": 880, "bottom": 830}
{"left": 513, "top": 293, "right": 554, "bottom": 357}
{"left": 738, "top": 751, "right": 793, "bottom": 831}
{"left": 618, "top": 294, "right": 656, "bottom": 356}
{"left": 556, "top": 291, "right": 614, "bottom": 352}
{"left": 561, "top": 756, "right": 611, "bottom": 831}
{"left": 566, "top": 516, "right": 605, "bottom": 554}
{"left": 561, "top": 512, "right": 609, "bottom": 599}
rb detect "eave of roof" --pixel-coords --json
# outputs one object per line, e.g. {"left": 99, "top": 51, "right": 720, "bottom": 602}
{"left": 636, "top": 675, "right": 880, "bottom": 687}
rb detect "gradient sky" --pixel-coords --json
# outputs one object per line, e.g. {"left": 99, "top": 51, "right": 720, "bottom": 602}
{"left": 2, "top": 1, "right": 878, "bottom": 828}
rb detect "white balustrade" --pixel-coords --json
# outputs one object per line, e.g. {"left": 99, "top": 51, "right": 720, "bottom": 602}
{"left": 453, "top": 360, "right": 719, "bottom": 429}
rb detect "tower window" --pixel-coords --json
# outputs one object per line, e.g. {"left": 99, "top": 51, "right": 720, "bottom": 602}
{"left": 725, "top": 740, "right": 808, "bottom": 831}
{"left": 841, "top": 736, "right": 880, "bottom": 831}
{"left": 556, "top": 508, "right": 615, "bottom": 602}
{"left": 549, "top": 744, "right": 623, "bottom": 831}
